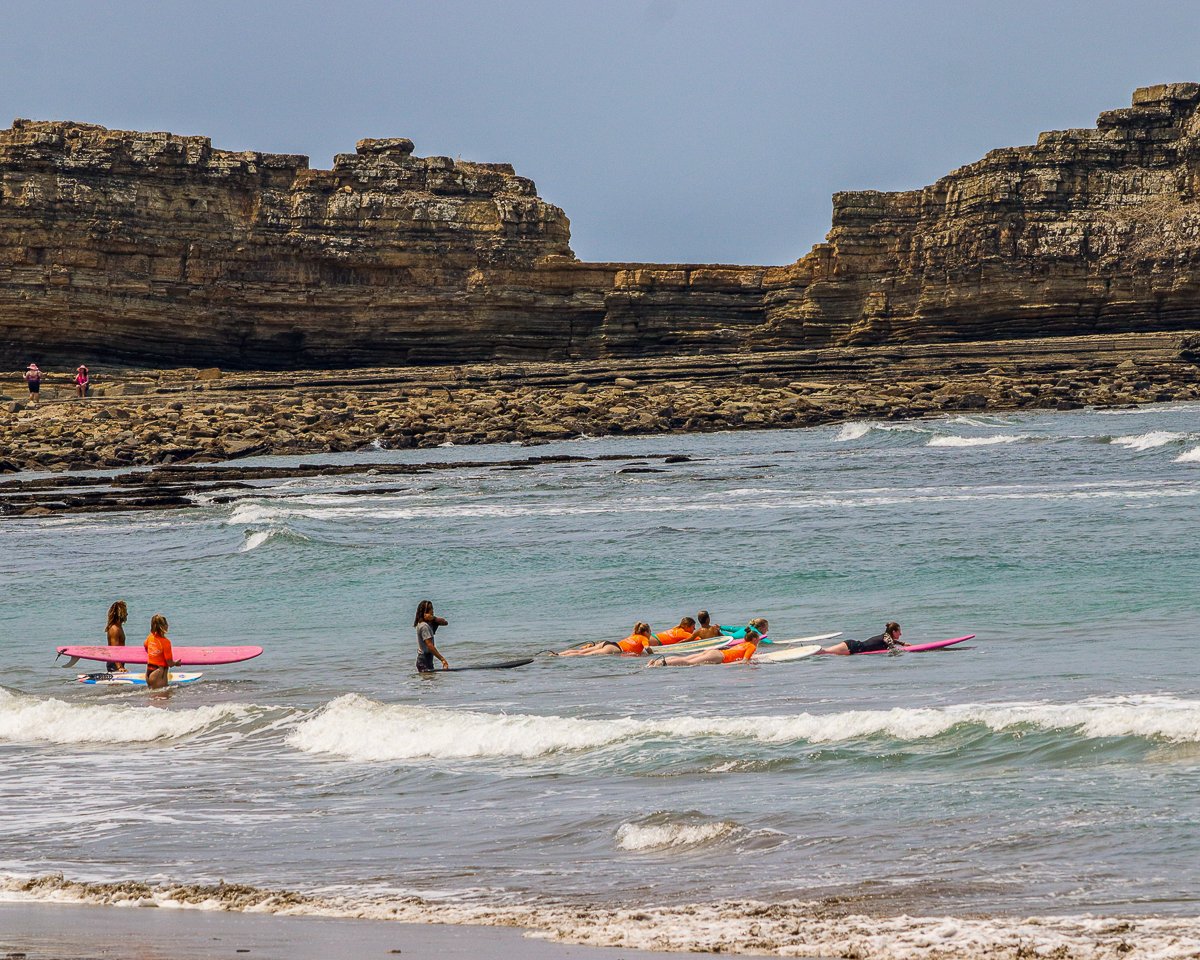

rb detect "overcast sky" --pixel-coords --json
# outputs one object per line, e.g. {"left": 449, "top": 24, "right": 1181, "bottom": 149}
{"left": 3, "top": 0, "right": 1200, "bottom": 265}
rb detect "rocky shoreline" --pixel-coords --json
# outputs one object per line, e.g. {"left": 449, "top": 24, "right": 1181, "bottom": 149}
{"left": 2, "top": 331, "right": 1198, "bottom": 517}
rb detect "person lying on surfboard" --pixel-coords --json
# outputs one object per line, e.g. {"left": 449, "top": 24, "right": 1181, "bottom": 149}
{"left": 646, "top": 618, "right": 768, "bottom": 667}
{"left": 105, "top": 600, "right": 127, "bottom": 672}
{"left": 144, "top": 614, "right": 182, "bottom": 689}
{"left": 647, "top": 617, "right": 697, "bottom": 646}
{"left": 555, "top": 622, "right": 654, "bottom": 656}
{"left": 414, "top": 600, "right": 450, "bottom": 672}
{"left": 821, "top": 621, "right": 908, "bottom": 656}
{"left": 684, "top": 610, "right": 723, "bottom": 642}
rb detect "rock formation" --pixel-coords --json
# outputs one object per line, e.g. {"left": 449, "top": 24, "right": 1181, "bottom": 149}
{"left": 2, "top": 84, "right": 1200, "bottom": 369}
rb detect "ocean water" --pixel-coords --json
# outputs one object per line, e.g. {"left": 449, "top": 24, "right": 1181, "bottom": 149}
{"left": 2, "top": 405, "right": 1199, "bottom": 958}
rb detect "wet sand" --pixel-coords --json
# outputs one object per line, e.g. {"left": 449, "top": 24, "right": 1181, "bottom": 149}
{"left": 0, "top": 901, "right": 725, "bottom": 960}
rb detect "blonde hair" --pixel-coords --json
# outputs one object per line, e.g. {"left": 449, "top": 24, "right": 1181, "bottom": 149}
{"left": 149, "top": 614, "right": 169, "bottom": 636}
{"left": 749, "top": 618, "right": 769, "bottom": 634}
{"left": 633, "top": 622, "right": 651, "bottom": 636}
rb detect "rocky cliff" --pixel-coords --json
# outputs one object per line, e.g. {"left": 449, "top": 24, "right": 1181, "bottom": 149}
{"left": 2, "top": 84, "right": 1200, "bottom": 369}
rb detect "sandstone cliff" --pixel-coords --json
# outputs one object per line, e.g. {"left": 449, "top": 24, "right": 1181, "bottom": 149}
{"left": 2, "top": 84, "right": 1200, "bottom": 369}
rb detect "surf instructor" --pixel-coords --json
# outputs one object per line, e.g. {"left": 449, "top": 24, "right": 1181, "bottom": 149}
{"left": 414, "top": 600, "right": 450, "bottom": 672}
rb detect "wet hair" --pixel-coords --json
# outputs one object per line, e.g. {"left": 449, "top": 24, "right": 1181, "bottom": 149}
{"left": 696, "top": 610, "right": 710, "bottom": 626}
{"left": 149, "top": 614, "right": 169, "bottom": 636}
{"left": 106, "top": 600, "right": 127, "bottom": 628}
{"left": 633, "top": 622, "right": 651, "bottom": 636}
{"left": 885, "top": 621, "right": 901, "bottom": 637}
{"left": 413, "top": 600, "right": 434, "bottom": 628}
{"left": 679, "top": 617, "right": 696, "bottom": 628}
{"left": 749, "top": 618, "right": 769, "bottom": 634}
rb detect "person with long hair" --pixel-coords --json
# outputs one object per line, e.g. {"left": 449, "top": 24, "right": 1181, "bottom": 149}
{"left": 556, "top": 622, "right": 654, "bottom": 657}
{"left": 647, "top": 619, "right": 769, "bottom": 667}
{"left": 413, "top": 600, "right": 450, "bottom": 673}
{"left": 822, "top": 621, "right": 907, "bottom": 656}
{"left": 105, "top": 600, "right": 128, "bottom": 672}
{"left": 144, "top": 614, "right": 181, "bottom": 690}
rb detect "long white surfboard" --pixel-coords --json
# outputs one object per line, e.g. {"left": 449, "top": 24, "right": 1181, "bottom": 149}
{"left": 76, "top": 671, "right": 203, "bottom": 686}
{"left": 755, "top": 644, "right": 823, "bottom": 664}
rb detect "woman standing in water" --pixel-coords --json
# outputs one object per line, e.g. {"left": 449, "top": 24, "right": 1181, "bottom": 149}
{"left": 105, "top": 600, "right": 127, "bottom": 672}
{"left": 144, "top": 614, "right": 181, "bottom": 690}
{"left": 414, "top": 600, "right": 450, "bottom": 672}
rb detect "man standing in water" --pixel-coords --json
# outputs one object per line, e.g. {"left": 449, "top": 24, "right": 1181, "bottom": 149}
{"left": 413, "top": 600, "right": 450, "bottom": 672}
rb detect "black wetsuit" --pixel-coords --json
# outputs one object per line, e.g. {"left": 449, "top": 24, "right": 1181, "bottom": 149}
{"left": 845, "top": 632, "right": 896, "bottom": 655}
{"left": 416, "top": 621, "right": 437, "bottom": 672}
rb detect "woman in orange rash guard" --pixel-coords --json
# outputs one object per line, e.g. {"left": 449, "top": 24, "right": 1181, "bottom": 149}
{"left": 144, "top": 614, "right": 182, "bottom": 689}
{"left": 648, "top": 617, "right": 697, "bottom": 646}
{"left": 646, "top": 619, "right": 768, "bottom": 667}
{"left": 556, "top": 622, "right": 654, "bottom": 657}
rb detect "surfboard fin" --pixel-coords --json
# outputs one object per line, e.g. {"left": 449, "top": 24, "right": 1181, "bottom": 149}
{"left": 58, "top": 655, "right": 80, "bottom": 668}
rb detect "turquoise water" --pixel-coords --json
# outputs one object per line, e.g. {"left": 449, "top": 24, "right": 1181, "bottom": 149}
{"left": 1, "top": 405, "right": 1199, "bottom": 945}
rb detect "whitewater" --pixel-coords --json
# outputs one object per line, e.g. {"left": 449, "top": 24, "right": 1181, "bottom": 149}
{"left": 2, "top": 403, "right": 1198, "bottom": 958}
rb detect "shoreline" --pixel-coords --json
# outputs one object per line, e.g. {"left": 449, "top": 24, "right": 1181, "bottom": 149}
{"left": 3, "top": 330, "right": 1199, "bottom": 517}
{"left": 3, "top": 874, "right": 1199, "bottom": 960}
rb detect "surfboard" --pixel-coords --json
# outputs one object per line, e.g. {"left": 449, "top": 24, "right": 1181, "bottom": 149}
{"left": 755, "top": 643, "right": 823, "bottom": 664}
{"left": 57, "top": 645, "right": 263, "bottom": 667}
{"left": 650, "top": 631, "right": 842, "bottom": 656}
{"left": 76, "top": 671, "right": 204, "bottom": 686}
{"left": 430, "top": 658, "right": 534, "bottom": 673}
{"left": 841, "top": 634, "right": 976, "bottom": 655}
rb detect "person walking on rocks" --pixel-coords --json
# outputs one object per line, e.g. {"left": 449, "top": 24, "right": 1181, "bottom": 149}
{"left": 24, "top": 363, "right": 41, "bottom": 403}
{"left": 75, "top": 365, "right": 89, "bottom": 399}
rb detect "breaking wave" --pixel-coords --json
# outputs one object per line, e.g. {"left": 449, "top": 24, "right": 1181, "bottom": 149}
{"left": 926, "top": 434, "right": 1029, "bottom": 447}
{"left": 1109, "top": 431, "right": 1193, "bottom": 451}
{"left": 286, "top": 695, "right": 1200, "bottom": 765}
{"left": 615, "top": 818, "right": 740, "bottom": 851}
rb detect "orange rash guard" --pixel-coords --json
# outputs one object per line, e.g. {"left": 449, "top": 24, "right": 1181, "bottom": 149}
{"left": 720, "top": 641, "right": 756, "bottom": 663}
{"left": 617, "top": 635, "right": 650, "bottom": 655}
{"left": 144, "top": 633, "right": 174, "bottom": 668}
{"left": 654, "top": 627, "right": 693, "bottom": 645}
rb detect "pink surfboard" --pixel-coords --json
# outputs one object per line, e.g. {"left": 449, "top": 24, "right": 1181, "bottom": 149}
{"left": 57, "top": 645, "right": 263, "bottom": 666}
{"left": 855, "top": 634, "right": 975, "bottom": 655}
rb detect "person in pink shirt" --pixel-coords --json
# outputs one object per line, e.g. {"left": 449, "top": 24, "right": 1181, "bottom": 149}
{"left": 23, "top": 363, "right": 41, "bottom": 403}
{"left": 75, "top": 365, "right": 89, "bottom": 398}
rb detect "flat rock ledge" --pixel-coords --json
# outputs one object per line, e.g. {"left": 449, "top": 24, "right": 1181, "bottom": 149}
{"left": 2, "top": 332, "right": 1198, "bottom": 518}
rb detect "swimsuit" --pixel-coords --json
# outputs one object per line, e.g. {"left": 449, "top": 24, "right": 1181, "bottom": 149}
{"left": 720, "top": 641, "right": 756, "bottom": 663}
{"left": 144, "top": 633, "right": 173, "bottom": 669}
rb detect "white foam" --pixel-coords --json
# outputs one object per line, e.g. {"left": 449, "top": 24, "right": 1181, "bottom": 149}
{"left": 927, "top": 434, "right": 1027, "bottom": 447}
{"left": 0, "top": 689, "right": 261, "bottom": 746}
{"left": 615, "top": 820, "right": 737, "bottom": 851}
{"left": 285, "top": 695, "right": 1200, "bottom": 765}
{"left": 1110, "top": 431, "right": 1189, "bottom": 451}
{"left": 240, "top": 530, "right": 273, "bottom": 552}
{"left": 5, "top": 873, "right": 1200, "bottom": 959}
{"left": 835, "top": 421, "right": 873, "bottom": 441}
{"left": 1176, "top": 445, "right": 1200, "bottom": 463}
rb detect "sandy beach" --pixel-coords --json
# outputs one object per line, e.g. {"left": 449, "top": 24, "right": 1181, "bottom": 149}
{"left": 0, "top": 901, "right": 710, "bottom": 960}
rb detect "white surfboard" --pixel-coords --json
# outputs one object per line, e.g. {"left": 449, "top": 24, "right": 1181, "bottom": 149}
{"left": 755, "top": 644, "right": 823, "bottom": 664}
{"left": 76, "top": 671, "right": 204, "bottom": 686}
{"left": 652, "top": 630, "right": 842, "bottom": 656}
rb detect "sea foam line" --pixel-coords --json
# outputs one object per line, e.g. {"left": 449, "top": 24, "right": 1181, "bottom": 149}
{"left": 285, "top": 695, "right": 1200, "bottom": 763}
{"left": 2, "top": 873, "right": 1198, "bottom": 960}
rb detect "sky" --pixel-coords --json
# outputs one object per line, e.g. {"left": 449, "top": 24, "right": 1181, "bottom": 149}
{"left": 3, "top": 0, "right": 1200, "bottom": 265}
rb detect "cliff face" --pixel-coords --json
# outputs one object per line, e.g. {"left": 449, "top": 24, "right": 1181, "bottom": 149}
{"left": 3, "top": 84, "right": 1200, "bottom": 369}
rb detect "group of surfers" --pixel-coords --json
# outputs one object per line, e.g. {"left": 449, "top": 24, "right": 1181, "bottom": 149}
{"left": 102, "top": 600, "right": 181, "bottom": 689}
{"left": 413, "top": 601, "right": 908, "bottom": 672}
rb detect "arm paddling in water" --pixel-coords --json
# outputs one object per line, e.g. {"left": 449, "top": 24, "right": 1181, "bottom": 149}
{"left": 413, "top": 600, "right": 450, "bottom": 672}
{"left": 647, "top": 618, "right": 768, "bottom": 667}
{"left": 556, "top": 622, "right": 653, "bottom": 656}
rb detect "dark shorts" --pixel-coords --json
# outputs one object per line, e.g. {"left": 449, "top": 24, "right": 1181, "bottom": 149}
{"left": 416, "top": 651, "right": 435, "bottom": 673}
{"left": 28, "top": 381, "right": 39, "bottom": 393}
{"left": 845, "top": 638, "right": 889, "bottom": 655}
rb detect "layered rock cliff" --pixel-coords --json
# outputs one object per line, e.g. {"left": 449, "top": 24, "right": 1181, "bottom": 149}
{"left": 2, "top": 84, "right": 1200, "bottom": 369}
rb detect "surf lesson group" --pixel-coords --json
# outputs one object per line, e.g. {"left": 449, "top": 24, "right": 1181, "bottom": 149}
{"left": 413, "top": 600, "right": 973, "bottom": 672}
{"left": 54, "top": 598, "right": 971, "bottom": 687}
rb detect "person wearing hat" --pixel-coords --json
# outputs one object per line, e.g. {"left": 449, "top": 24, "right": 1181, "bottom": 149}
{"left": 23, "top": 363, "right": 41, "bottom": 403}
{"left": 74, "top": 364, "right": 89, "bottom": 399}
